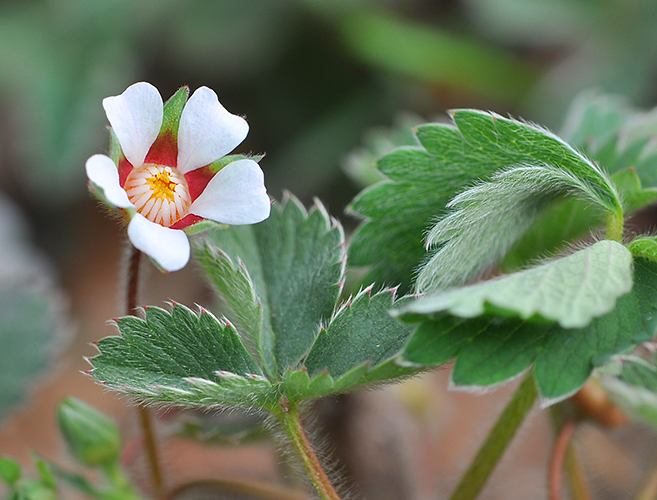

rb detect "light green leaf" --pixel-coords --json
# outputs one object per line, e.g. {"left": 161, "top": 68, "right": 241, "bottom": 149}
{"left": 200, "top": 194, "right": 345, "bottom": 378}
{"left": 629, "top": 237, "right": 657, "bottom": 261}
{"left": 401, "top": 257, "right": 657, "bottom": 403}
{"left": 0, "top": 457, "right": 21, "bottom": 485}
{"left": 402, "top": 240, "right": 633, "bottom": 328}
{"left": 602, "top": 356, "right": 657, "bottom": 430}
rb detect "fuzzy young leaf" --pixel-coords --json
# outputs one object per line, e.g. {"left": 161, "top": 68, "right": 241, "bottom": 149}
{"left": 402, "top": 240, "right": 633, "bottom": 328}
{"left": 401, "top": 257, "right": 657, "bottom": 403}
{"left": 416, "top": 110, "right": 621, "bottom": 292}
{"left": 199, "top": 194, "right": 345, "bottom": 378}
{"left": 349, "top": 109, "right": 621, "bottom": 293}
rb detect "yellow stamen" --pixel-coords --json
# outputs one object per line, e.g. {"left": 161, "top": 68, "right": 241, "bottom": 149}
{"left": 124, "top": 164, "right": 191, "bottom": 227}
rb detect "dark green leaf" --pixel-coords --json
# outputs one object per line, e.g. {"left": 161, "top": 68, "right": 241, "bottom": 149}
{"left": 200, "top": 194, "right": 345, "bottom": 378}
{"left": 401, "top": 257, "right": 657, "bottom": 402}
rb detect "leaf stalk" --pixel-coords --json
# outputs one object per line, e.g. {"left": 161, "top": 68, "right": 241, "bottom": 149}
{"left": 274, "top": 397, "right": 342, "bottom": 500}
{"left": 448, "top": 373, "right": 538, "bottom": 500}
{"left": 605, "top": 210, "right": 624, "bottom": 242}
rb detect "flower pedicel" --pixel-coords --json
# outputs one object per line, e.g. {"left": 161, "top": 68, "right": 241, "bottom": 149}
{"left": 85, "top": 82, "right": 270, "bottom": 272}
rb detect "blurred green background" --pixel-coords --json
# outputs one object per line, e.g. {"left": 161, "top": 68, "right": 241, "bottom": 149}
{"left": 3, "top": 0, "right": 657, "bottom": 498}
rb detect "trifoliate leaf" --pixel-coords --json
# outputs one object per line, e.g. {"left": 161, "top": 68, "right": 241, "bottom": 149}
{"left": 400, "top": 257, "right": 657, "bottom": 403}
{"left": 199, "top": 194, "right": 345, "bottom": 378}
{"left": 349, "top": 109, "right": 621, "bottom": 293}
{"left": 401, "top": 240, "right": 633, "bottom": 328}
{"left": 416, "top": 110, "right": 621, "bottom": 292}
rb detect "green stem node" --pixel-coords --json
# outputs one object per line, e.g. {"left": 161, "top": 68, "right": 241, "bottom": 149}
{"left": 274, "top": 397, "right": 342, "bottom": 500}
{"left": 449, "top": 373, "right": 538, "bottom": 500}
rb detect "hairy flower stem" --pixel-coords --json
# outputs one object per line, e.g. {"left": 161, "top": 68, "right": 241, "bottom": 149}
{"left": 449, "top": 374, "right": 538, "bottom": 500}
{"left": 274, "top": 397, "right": 342, "bottom": 500}
{"left": 126, "top": 246, "right": 165, "bottom": 500}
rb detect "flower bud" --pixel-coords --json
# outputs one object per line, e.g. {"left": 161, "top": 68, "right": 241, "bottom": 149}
{"left": 57, "top": 398, "right": 121, "bottom": 468}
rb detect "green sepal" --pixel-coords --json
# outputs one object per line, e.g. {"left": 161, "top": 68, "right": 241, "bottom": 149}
{"left": 159, "top": 86, "right": 189, "bottom": 139}
{"left": 207, "top": 154, "right": 264, "bottom": 174}
{"left": 401, "top": 257, "right": 657, "bottom": 403}
{"left": 182, "top": 220, "right": 227, "bottom": 236}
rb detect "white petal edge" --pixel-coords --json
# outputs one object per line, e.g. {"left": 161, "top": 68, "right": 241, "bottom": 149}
{"left": 127, "top": 214, "right": 190, "bottom": 272}
{"left": 176, "top": 86, "right": 249, "bottom": 174}
{"left": 102, "top": 82, "right": 163, "bottom": 168}
{"left": 85, "top": 154, "right": 133, "bottom": 208}
{"left": 189, "top": 159, "right": 271, "bottom": 225}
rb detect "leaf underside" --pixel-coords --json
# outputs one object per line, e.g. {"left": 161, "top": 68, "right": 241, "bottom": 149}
{"left": 402, "top": 240, "right": 633, "bottom": 329}
{"left": 401, "top": 257, "right": 657, "bottom": 403}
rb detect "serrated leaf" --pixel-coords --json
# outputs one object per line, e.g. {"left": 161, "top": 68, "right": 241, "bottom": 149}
{"left": 305, "top": 288, "right": 415, "bottom": 379}
{"left": 199, "top": 194, "right": 345, "bottom": 378}
{"left": 349, "top": 109, "right": 621, "bottom": 293}
{"left": 90, "top": 304, "right": 277, "bottom": 409}
{"left": 416, "top": 110, "right": 622, "bottom": 292}
{"left": 401, "top": 240, "right": 633, "bottom": 328}
{"left": 401, "top": 257, "right": 657, "bottom": 402}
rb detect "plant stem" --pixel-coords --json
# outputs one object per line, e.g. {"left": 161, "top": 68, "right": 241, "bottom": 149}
{"left": 564, "top": 444, "right": 592, "bottom": 500}
{"left": 635, "top": 461, "right": 657, "bottom": 500}
{"left": 605, "top": 210, "right": 624, "bottom": 242}
{"left": 274, "top": 397, "right": 342, "bottom": 500}
{"left": 449, "top": 373, "right": 538, "bottom": 500}
{"left": 126, "top": 246, "right": 165, "bottom": 500}
{"left": 548, "top": 418, "right": 577, "bottom": 500}
{"left": 164, "top": 479, "right": 307, "bottom": 500}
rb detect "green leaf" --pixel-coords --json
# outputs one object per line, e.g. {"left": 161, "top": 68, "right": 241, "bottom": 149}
{"left": 629, "top": 237, "right": 657, "bottom": 260}
{"left": 401, "top": 257, "right": 657, "bottom": 403}
{"left": 91, "top": 304, "right": 276, "bottom": 410}
{"left": 416, "top": 110, "right": 622, "bottom": 292}
{"left": 304, "top": 287, "right": 416, "bottom": 381}
{"left": 199, "top": 194, "right": 345, "bottom": 378}
{"left": 160, "top": 86, "right": 188, "bottom": 139}
{"left": 348, "top": 109, "right": 621, "bottom": 293}
{"left": 401, "top": 240, "right": 633, "bottom": 328}
{"left": 601, "top": 355, "right": 657, "bottom": 430}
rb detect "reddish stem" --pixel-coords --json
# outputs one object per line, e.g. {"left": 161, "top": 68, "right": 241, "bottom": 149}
{"left": 549, "top": 418, "right": 577, "bottom": 500}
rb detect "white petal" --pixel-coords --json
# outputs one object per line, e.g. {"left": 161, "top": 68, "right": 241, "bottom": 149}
{"left": 127, "top": 214, "right": 190, "bottom": 272}
{"left": 103, "top": 82, "right": 163, "bottom": 168}
{"left": 176, "top": 86, "right": 249, "bottom": 174}
{"left": 85, "top": 154, "right": 133, "bottom": 208}
{"left": 189, "top": 159, "right": 270, "bottom": 225}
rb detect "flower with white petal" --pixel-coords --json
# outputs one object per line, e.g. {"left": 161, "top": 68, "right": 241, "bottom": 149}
{"left": 85, "top": 82, "right": 271, "bottom": 272}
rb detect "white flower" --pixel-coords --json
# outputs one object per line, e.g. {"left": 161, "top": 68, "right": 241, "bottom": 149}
{"left": 85, "top": 82, "right": 271, "bottom": 272}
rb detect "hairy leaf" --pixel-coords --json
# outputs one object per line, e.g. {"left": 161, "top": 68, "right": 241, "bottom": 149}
{"left": 91, "top": 304, "right": 277, "bottom": 409}
{"left": 401, "top": 257, "right": 657, "bottom": 403}
{"left": 199, "top": 194, "right": 346, "bottom": 378}
{"left": 403, "top": 240, "right": 632, "bottom": 328}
